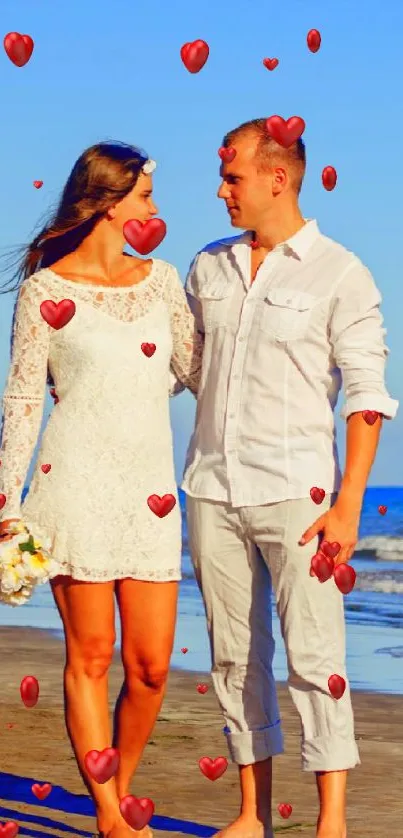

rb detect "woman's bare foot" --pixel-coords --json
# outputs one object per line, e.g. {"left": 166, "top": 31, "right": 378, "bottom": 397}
{"left": 214, "top": 814, "right": 273, "bottom": 837}
{"left": 316, "top": 816, "right": 346, "bottom": 838}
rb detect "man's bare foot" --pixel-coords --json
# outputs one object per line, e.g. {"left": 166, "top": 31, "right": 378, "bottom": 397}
{"left": 316, "top": 817, "right": 346, "bottom": 838}
{"left": 214, "top": 814, "right": 273, "bottom": 838}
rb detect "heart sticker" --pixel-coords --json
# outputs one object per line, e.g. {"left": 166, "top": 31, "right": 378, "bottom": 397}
{"left": 197, "top": 683, "right": 208, "bottom": 694}
{"left": 141, "top": 343, "right": 156, "bottom": 357}
{"left": 310, "top": 486, "right": 325, "bottom": 504}
{"left": 181, "top": 647, "right": 188, "bottom": 654}
{"left": 0, "top": 494, "right": 6, "bottom": 511}
{"left": 41, "top": 464, "right": 51, "bottom": 474}
{"left": 4, "top": 33, "right": 34, "bottom": 67}
{"left": 84, "top": 748, "right": 120, "bottom": 784}
{"left": 266, "top": 116, "right": 305, "bottom": 148}
{"left": 33, "top": 181, "right": 43, "bottom": 189}
{"left": 322, "top": 166, "right": 337, "bottom": 191}
{"left": 0, "top": 822, "right": 19, "bottom": 838}
{"left": 147, "top": 494, "right": 176, "bottom": 518}
{"left": 328, "top": 674, "right": 346, "bottom": 700}
{"left": 321, "top": 541, "right": 341, "bottom": 560}
{"left": 199, "top": 756, "right": 228, "bottom": 781}
{"left": 307, "top": 29, "right": 321, "bottom": 53}
{"left": 278, "top": 803, "right": 292, "bottom": 819}
{"left": 310, "top": 553, "right": 334, "bottom": 583}
{"left": 333, "top": 564, "right": 356, "bottom": 595}
{"left": 40, "top": 299, "right": 76, "bottom": 330}
{"left": 378, "top": 505, "right": 387, "bottom": 515}
{"left": 263, "top": 58, "right": 279, "bottom": 71}
{"left": 218, "top": 147, "right": 236, "bottom": 163}
{"left": 49, "top": 388, "right": 59, "bottom": 404}
{"left": 362, "top": 410, "right": 379, "bottom": 425}
{"left": 32, "top": 783, "right": 52, "bottom": 801}
{"left": 123, "top": 219, "right": 166, "bottom": 255}
{"left": 20, "top": 675, "right": 39, "bottom": 708}
{"left": 180, "top": 40, "right": 209, "bottom": 73}
{"left": 119, "top": 795, "right": 154, "bottom": 831}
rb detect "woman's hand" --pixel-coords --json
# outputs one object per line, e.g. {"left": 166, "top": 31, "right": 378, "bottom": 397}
{"left": 0, "top": 519, "right": 21, "bottom": 542}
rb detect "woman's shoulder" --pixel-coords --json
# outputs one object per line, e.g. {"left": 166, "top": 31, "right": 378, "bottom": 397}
{"left": 152, "top": 258, "right": 179, "bottom": 278}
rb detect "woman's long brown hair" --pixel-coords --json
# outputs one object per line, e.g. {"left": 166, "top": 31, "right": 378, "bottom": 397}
{"left": 0, "top": 141, "right": 149, "bottom": 294}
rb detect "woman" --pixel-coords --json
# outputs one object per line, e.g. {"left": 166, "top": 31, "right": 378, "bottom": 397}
{"left": 0, "top": 142, "right": 203, "bottom": 838}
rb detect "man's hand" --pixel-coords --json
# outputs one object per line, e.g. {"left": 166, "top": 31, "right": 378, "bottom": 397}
{"left": 299, "top": 498, "right": 360, "bottom": 566}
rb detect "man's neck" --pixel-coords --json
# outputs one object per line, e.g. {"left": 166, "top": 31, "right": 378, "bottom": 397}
{"left": 253, "top": 210, "right": 306, "bottom": 252}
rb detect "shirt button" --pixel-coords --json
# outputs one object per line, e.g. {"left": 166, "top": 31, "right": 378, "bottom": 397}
{"left": 238, "top": 336, "right": 244, "bottom": 342}
{"left": 233, "top": 375, "right": 240, "bottom": 380}
{"left": 228, "top": 413, "right": 235, "bottom": 419}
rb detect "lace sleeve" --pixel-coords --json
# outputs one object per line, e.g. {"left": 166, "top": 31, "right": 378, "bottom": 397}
{"left": 0, "top": 276, "right": 50, "bottom": 521}
{"left": 165, "top": 265, "right": 204, "bottom": 396}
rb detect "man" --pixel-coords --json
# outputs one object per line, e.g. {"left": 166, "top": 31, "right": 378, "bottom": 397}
{"left": 181, "top": 118, "right": 398, "bottom": 838}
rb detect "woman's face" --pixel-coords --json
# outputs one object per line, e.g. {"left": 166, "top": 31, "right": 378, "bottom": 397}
{"left": 109, "top": 173, "right": 158, "bottom": 230}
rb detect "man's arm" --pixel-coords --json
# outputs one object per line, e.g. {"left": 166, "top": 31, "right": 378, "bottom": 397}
{"left": 300, "top": 260, "right": 398, "bottom": 561}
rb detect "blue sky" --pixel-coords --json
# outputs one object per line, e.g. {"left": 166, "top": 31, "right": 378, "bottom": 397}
{"left": 0, "top": 0, "right": 402, "bottom": 485}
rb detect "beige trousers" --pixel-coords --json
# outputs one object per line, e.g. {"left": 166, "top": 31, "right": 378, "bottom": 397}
{"left": 186, "top": 493, "right": 361, "bottom": 772}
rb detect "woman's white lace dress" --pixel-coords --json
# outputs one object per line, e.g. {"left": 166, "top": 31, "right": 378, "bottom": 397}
{"left": 0, "top": 259, "right": 203, "bottom": 582}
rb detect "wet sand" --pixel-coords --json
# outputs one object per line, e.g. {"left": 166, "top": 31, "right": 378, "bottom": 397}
{"left": 0, "top": 626, "right": 402, "bottom": 837}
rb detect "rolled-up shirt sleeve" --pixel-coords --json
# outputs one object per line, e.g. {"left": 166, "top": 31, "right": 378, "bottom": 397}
{"left": 329, "top": 260, "right": 399, "bottom": 420}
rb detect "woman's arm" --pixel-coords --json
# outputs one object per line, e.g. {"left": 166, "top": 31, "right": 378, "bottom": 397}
{"left": 165, "top": 265, "right": 204, "bottom": 396}
{"left": 0, "top": 276, "right": 51, "bottom": 523}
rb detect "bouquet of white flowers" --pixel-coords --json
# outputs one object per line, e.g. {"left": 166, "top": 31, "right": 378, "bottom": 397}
{"left": 0, "top": 521, "right": 58, "bottom": 606}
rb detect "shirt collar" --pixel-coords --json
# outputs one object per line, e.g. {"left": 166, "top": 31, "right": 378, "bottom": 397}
{"left": 238, "top": 218, "right": 320, "bottom": 261}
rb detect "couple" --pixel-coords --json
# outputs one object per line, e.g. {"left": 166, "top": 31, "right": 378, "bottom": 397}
{"left": 0, "top": 118, "right": 398, "bottom": 838}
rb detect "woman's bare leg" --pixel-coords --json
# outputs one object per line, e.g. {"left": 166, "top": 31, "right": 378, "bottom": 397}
{"left": 51, "top": 576, "right": 132, "bottom": 837}
{"left": 112, "top": 579, "right": 178, "bottom": 800}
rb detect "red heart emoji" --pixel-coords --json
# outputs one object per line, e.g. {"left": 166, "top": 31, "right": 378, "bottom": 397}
{"left": 84, "top": 748, "right": 120, "bottom": 784}
{"left": 119, "top": 795, "right": 154, "bottom": 831}
{"left": 322, "top": 166, "right": 337, "bottom": 191}
{"left": 265, "top": 115, "right": 306, "bottom": 149}
{"left": 263, "top": 57, "right": 279, "bottom": 71}
{"left": 378, "top": 505, "right": 387, "bottom": 515}
{"left": 49, "top": 387, "right": 59, "bottom": 403}
{"left": 147, "top": 494, "right": 176, "bottom": 518}
{"left": 0, "top": 822, "right": 19, "bottom": 838}
{"left": 0, "top": 494, "right": 6, "bottom": 510}
{"left": 199, "top": 756, "right": 228, "bottom": 781}
{"left": 362, "top": 410, "right": 379, "bottom": 425}
{"left": 4, "top": 32, "right": 34, "bottom": 67}
{"left": 141, "top": 342, "right": 156, "bottom": 357}
{"left": 40, "top": 299, "right": 76, "bottom": 330}
{"left": 32, "top": 782, "right": 52, "bottom": 801}
{"left": 310, "top": 486, "right": 325, "bottom": 504}
{"left": 123, "top": 219, "right": 166, "bottom": 255}
{"left": 20, "top": 675, "right": 39, "bottom": 708}
{"left": 180, "top": 39, "right": 209, "bottom": 73}
{"left": 307, "top": 29, "right": 321, "bottom": 53}
{"left": 321, "top": 541, "right": 341, "bottom": 560}
{"left": 278, "top": 802, "right": 292, "bottom": 819}
{"left": 33, "top": 181, "right": 43, "bottom": 189}
{"left": 333, "top": 564, "right": 356, "bottom": 595}
{"left": 197, "top": 683, "right": 208, "bottom": 694}
{"left": 181, "top": 647, "right": 188, "bottom": 654}
{"left": 310, "top": 553, "right": 334, "bottom": 583}
{"left": 218, "top": 146, "right": 236, "bottom": 163}
{"left": 41, "top": 464, "right": 51, "bottom": 474}
{"left": 328, "top": 674, "right": 346, "bottom": 699}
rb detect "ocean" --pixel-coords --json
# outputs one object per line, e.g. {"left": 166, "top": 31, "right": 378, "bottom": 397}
{"left": 1, "top": 486, "right": 402, "bottom": 695}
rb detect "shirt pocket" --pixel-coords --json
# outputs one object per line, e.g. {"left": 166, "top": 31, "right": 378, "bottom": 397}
{"left": 258, "top": 288, "right": 317, "bottom": 341}
{"left": 198, "top": 280, "right": 233, "bottom": 332}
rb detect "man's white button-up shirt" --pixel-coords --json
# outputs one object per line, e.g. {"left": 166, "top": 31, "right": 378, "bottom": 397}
{"left": 181, "top": 219, "right": 398, "bottom": 507}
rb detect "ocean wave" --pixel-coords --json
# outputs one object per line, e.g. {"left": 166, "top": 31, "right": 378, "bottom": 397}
{"left": 354, "top": 571, "right": 403, "bottom": 595}
{"left": 355, "top": 536, "right": 403, "bottom": 561}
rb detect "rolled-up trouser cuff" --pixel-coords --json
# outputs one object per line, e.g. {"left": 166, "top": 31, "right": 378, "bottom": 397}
{"left": 224, "top": 720, "right": 284, "bottom": 764}
{"left": 302, "top": 735, "right": 361, "bottom": 772}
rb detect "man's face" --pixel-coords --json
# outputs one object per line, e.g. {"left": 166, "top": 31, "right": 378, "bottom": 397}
{"left": 217, "top": 133, "right": 276, "bottom": 230}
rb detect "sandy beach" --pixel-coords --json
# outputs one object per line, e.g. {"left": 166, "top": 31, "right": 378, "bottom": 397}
{"left": 0, "top": 626, "right": 402, "bottom": 838}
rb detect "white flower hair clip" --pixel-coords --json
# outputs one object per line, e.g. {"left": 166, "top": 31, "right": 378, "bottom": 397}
{"left": 142, "top": 159, "right": 156, "bottom": 175}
